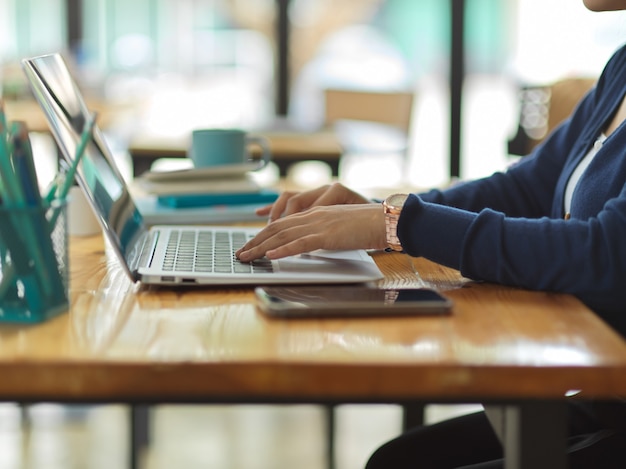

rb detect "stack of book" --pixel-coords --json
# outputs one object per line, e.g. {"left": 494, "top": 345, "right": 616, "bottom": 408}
{"left": 133, "top": 164, "right": 279, "bottom": 225}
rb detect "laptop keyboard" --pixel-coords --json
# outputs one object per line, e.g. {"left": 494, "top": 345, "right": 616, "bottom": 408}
{"left": 162, "top": 229, "right": 273, "bottom": 274}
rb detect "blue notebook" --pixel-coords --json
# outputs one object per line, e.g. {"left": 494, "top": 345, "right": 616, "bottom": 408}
{"left": 134, "top": 195, "right": 269, "bottom": 225}
{"left": 157, "top": 189, "right": 279, "bottom": 208}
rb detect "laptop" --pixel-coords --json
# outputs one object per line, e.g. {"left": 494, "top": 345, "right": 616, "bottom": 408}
{"left": 22, "top": 53, "right": 384, "bottom": 286}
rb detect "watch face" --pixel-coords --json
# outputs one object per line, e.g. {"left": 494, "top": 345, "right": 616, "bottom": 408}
{"left": 387, "top": 193, "right": 408, "bottom": 208}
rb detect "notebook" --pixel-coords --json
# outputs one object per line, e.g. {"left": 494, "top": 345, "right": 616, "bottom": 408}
{"left": 22, "top": 53, "right": 384, "bottom": 286}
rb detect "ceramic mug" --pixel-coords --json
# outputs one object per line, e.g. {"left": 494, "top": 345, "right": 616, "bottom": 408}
{"left": 189, "top": 128, "right": 271, "bottom": 169}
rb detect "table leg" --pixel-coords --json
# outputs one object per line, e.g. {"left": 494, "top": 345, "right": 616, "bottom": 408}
{"left": 401, "top": 403, "right": 425, "bottom": 431}
{"left": 130, "top": 405, "right": 151, "bottom": 469}
{"left": 485, "top": 401, "right": 567, "bottom": 469}
{"left": 131, "top": 156, "right": 157, "bottom": 178}
{"left": 325, "top": 405, "right": 336, "bottom": 469}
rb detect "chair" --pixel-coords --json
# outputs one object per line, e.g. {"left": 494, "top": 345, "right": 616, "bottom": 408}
{"left": 321, "top": 88, "right": 416, "bottom": 188}
{"left": 324, "top": 88, "right": 415, "bottom": 133}
{"left": 508, "top": 77, "right": 597, "bottom": 156}
{"left": 323, "top": 88, "right": 415, "bottom": 152}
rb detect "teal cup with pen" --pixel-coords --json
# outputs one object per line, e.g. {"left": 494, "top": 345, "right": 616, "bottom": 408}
{"left": 190, "top": 128, "right": 272, "bottom": 170}
{"left": 0, "top": 200, "right": 69, "bottom": 323}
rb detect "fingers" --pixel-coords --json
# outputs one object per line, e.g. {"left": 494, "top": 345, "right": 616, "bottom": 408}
{"left": 236, "top": 217, "right": 315, "bottom": 261}
{"left": 254, "top": 203, "right": 274, "bottom": 216}
{"left": 256, "top": 183, "right": 372, "bottom": 223}
{"left": 269, "top": 183, "right": 365, "bottom": 220}
{"left": 253, "top": 192, "right": 304, "bottom": 221}
{"left": 263, "top": 234, "right": 324, "bottom": 259}
{"left": 268, "top": 186, "right": 330, "bottom": 221}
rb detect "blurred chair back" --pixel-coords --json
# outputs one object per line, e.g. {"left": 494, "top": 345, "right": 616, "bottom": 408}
{"left": 508, "top": 77, "right": 596, "bottom": 156}
{"left": 323, "top": 88, "right": 416, "bottom": 188}
{"left": 547, "top": 77, "right": 597, "bottom": 132}
{"left": 323, "top": 88, "right": 415, "bottom": 134}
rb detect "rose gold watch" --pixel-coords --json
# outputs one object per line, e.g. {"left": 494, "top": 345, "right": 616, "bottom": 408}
{"left": 383, "top": 193, "right": 408, "bottom": 251}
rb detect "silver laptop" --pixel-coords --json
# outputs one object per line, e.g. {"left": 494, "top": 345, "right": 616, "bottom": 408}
{"left": 22, "top": 53, "right": 383, "bottom": 286}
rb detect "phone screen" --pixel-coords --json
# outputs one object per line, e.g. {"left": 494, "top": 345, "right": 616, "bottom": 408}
{"left": 255, "top": 286, "right": 453, "bottom": 318}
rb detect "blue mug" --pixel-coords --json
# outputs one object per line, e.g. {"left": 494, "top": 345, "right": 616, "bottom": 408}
{"left": 190, "top": 128, "right": 271, "bottom": 169}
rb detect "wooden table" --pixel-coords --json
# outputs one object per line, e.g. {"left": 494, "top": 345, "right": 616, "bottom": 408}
{"left": 2, "top": 234, "right": 626, "bottom": 468}
{"left": 128, "top": 129, "right": 344, "bottom": 178}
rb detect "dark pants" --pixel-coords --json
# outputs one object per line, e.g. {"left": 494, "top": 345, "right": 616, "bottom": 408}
{"left": 365, "top": 400, "right": 626, "bottom": 469}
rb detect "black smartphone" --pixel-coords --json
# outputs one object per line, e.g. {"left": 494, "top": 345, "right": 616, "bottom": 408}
{"left": 254, "top": 286, "right": 453, "bottom": 318}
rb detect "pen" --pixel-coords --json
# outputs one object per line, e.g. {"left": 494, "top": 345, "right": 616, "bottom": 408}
{"left": 0, "top": 99, "right": 7, "bottom": 131}
{"left": 58, "top": 112, "right": 97, "bottom": 201}
{"left": 44, "top": 112, "right": 96, "bottom": 205}
{"left": 11, "top": 121, "right": 41, "bottom": 207}
{"left": 0, "top": 109, "right": 24, "bottom": 206}
{"left": 44, "top": 159, "right": 70, "bottom": 204}
{"left": 48, "top": 112, "right": 97, "bottom": 228}
{"left": 0, "top": 100, "right": 11, "bottom": 201}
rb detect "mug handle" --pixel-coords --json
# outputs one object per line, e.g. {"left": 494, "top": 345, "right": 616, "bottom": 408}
{"left": 246, "top": 135, "right": 272, "bottom": 170}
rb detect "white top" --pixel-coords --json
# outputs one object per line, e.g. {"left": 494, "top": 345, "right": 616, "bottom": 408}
{"left": 563, "top": 133, "right": 607, "bottom": 214}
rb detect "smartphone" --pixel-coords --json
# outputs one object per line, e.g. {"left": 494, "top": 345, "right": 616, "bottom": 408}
{"left": 254, "top": 286, "right": 453, "bottom": 318}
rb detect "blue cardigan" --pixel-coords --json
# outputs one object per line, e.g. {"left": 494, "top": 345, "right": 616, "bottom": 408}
{"left": 398, "top": 44, "right": 626, "bottom": 331}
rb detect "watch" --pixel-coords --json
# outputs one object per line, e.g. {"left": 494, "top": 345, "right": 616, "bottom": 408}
{"left": 383, "top": 193, "right": 408, "bottom": 251}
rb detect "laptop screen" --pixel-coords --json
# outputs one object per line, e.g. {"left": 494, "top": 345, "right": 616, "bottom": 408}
{"left": 22, "top": 53, "right": 146, "bottom": 278}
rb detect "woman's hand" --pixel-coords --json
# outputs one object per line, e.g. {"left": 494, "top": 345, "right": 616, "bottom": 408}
{"left": 237, "top": 204, "right": 387, "bottom": 261}
{"left": 256, "top": 182, "right": 373, "bottom": 222}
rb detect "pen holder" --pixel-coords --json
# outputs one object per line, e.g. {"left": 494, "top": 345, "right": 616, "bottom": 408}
{"left": 0, "top": 201, "right": 69, "bottom": 323}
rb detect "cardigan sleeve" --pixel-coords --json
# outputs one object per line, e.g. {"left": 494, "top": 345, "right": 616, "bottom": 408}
{"left": 397, "top": 190, "right": 626, "bottom": 316}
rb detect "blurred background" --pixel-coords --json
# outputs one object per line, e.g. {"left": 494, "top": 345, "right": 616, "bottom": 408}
{"left": 2, "top": 0, "right": 625, "bottom": 187}
{"left": 1, "top": 1, "right": 625, "bottom": 468}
